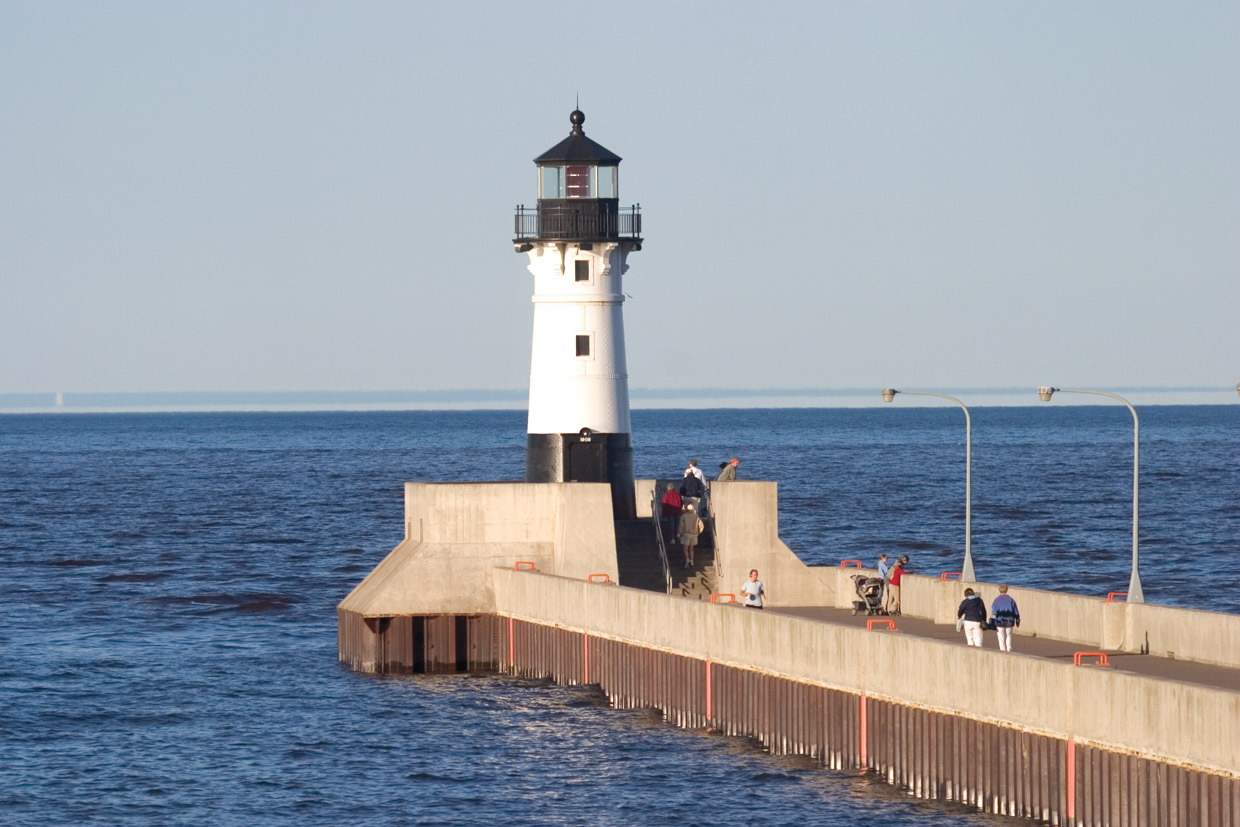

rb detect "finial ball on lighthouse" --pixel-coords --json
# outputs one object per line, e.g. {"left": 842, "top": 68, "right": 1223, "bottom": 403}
{"left": 512, "top": 111, "right": 644, "bottom": 520}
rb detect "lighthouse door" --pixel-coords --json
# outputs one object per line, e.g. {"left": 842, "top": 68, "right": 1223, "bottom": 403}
{"left": 566, "top": 440, "right": 606, "bottom": 483}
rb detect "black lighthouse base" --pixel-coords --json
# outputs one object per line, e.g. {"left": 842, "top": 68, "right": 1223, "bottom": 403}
{"left": 526, "top": 431, "right": 636, "bottom": 521}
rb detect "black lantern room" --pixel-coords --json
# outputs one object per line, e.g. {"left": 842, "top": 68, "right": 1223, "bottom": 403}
{"left": 514, "top": 110, "right": 642, "bottom": 246}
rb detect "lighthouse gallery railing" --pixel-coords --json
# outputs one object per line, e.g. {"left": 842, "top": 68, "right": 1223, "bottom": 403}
{"left": 514, "top": 203, "right": 641, "bottom": 241}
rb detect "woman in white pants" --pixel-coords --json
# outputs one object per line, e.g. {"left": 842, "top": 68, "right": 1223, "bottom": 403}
{"left": 956, "top": 588, "right": 988, "bottom": 647}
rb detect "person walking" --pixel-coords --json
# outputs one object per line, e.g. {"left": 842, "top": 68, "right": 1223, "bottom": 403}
{"left": 716, "top": 458, "right": 739, "bottom": 481}
{"left": 957, "top": 588, "right": 988, "bottom": 647}
{"left": 660, "top": 482, "right": 683, "bottom": 542}
{"left": 679, "top": 468, "right": 706, "bottom": 515}
{"left": 685, "top": 459, "right": 708, "bottom": 516}
{"left": 678, "top": 502, "right": 702, "bottom": 569}
{"left": 991, "top": 584, "right": 1021, "bottom": 652}
{"left": 740, "top": 569, "right": 765, "bottom": 609}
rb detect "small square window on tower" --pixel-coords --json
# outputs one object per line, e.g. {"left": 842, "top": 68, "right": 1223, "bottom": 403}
{"left": 574, "top": 260, "right": 589, "bottom": 282}
{"left": 575, "top": 334, "right": 591, "bottom": 357}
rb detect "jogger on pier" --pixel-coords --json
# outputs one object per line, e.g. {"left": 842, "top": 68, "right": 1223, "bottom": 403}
{"left": 740, "top": 569, "right": 765, "bottom": 609}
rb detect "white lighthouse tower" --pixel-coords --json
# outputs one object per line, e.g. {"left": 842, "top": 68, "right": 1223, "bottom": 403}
{"left": 515, "top": 110, "right": 642, "bottom": 520}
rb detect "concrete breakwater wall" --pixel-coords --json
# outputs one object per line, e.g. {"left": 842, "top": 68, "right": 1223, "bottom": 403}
{"left": 337, "top": 479, "right": 1240, "bottom": 824}
{"left": 338, "top": 480, "right": 1240, "bottom": 672}
{"left": 489, "top": 570, "right": 1240, "bottom": 780}
{"left": 338, "top": 569, "right": 1240, "bottom": 826}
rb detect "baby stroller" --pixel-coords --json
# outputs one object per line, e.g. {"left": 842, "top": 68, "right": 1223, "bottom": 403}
{"left": 851, "top": 574, "right": 887, "bottom": 616}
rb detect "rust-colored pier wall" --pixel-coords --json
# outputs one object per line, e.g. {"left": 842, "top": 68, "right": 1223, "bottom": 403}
{"left": 487, "top": 570, "right": 1238, "bottom": 776}
{"left": 337, "top": 610, "right": 499, "bottom": 673}
{"left": 497, "top": 617, "right": 1239, "bottom": 826}
{"left": 491, "top": 569, "right": 1238, "bottom": 826}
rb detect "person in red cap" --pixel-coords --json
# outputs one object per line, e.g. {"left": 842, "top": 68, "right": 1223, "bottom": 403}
{"left": 716, "top": 457, "right": 739, "bottom": 481}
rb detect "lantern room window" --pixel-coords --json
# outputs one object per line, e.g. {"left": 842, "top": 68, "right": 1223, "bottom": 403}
{"left": 566, "top": 166, "right": 590, "bottom": 198}
{"left": 597, "top": 166, "right": 617, "bottom": 198}
{"left": 538, "top": 165, "right": 619, "bottom": 199}
{"left": 540, "top": 167, "right": 563, "bottom": 198}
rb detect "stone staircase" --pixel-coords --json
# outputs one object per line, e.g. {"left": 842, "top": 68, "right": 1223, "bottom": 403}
{"left": 615, "top": 512, "right": 721, "bottom": 599}
{"left": 667, "top": 521, "right": 719, "bottom": 599}
{"left": 652, "top": 477, "right": 723, "bottom": 600}
{"left": 614, "top": 519, "right": 668, "bottom": 593}
{"left": 673, "top": 560, "right": 718, "bottom": 600}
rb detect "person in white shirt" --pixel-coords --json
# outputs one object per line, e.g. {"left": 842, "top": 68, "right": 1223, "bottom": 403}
{"left": 685, "top": 459, "right": 706, "bottom": 484}
{"left": 740, "top": 569, "right": 765, "bottom": 609}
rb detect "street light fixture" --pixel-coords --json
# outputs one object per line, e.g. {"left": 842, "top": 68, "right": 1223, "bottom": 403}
{"left": 881, "top": 388, "right": 974, "bottom": 582}
{"left": 1037, "top": 386, "right": 1143, "bottom": 603}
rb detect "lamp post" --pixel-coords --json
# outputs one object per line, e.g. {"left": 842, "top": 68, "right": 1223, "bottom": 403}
{"left": 1037, "top": 387, "right": 1143, "bottom": 603}
{"left": 881, "top": 388, "right": 974, "bottom": 582}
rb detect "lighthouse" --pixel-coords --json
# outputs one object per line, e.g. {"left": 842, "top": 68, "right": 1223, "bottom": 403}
{"left": 515, "top": 110, "right": 642, "bottom": 520}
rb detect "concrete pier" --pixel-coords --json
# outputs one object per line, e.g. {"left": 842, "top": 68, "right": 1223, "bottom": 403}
{"left": 338, "top": 479, "right": 1240, "bottom": 825}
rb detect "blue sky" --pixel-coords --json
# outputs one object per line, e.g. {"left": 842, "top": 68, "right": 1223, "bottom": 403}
{"left": 2, "top": 1, "right": 1237, "bottom": 404}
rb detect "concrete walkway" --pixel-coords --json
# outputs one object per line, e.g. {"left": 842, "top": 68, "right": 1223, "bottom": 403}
{"left": 772, "top": 604, "right": 1240, "bottom": 694}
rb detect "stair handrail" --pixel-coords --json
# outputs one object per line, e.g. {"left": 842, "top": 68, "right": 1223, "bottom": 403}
{"left": 706, "top": 483, "right": 722, "bottom": 586}
{"left": 650, "top": 490, "right": 673, "bottom": 593}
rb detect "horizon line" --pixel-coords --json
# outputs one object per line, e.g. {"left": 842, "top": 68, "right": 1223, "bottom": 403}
{"left": 0, "top": 385, "right": 1234, "bottom": 412}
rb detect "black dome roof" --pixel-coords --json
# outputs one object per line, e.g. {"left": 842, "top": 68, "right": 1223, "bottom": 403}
{"left": 533, "top": 110, "right": 622, "bottom": 165}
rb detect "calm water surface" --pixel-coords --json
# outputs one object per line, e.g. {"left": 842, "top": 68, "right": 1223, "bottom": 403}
{"left": 1, "top": 407, "right": 1236, "bottom": 825}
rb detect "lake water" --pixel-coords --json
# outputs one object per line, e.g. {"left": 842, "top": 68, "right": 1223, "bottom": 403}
{"left": 1, "top": 406, "right": 1236, "bottom": 825}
